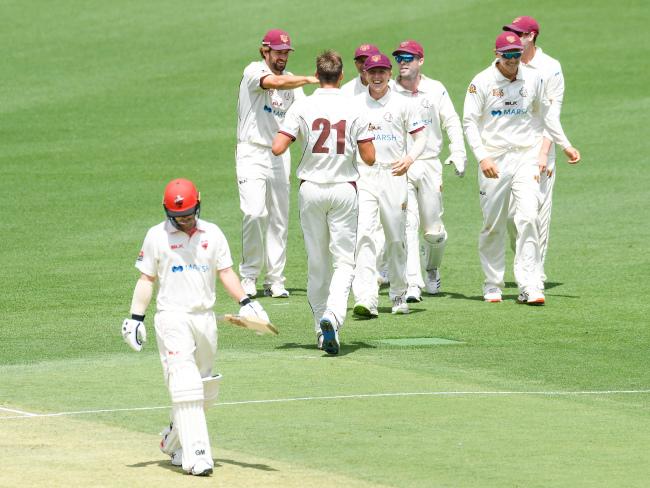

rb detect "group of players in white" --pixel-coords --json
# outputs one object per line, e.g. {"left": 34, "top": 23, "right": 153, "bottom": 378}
{"left": 121, "top": 16, "right": 580, "bottom": 476}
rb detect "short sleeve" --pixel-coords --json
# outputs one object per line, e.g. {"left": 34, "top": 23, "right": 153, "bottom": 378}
{"left": 244, "top": 62, "right": 273, "bottom": 93}
{"left": 135, "top": 229, "right": 157, "bottom": 277}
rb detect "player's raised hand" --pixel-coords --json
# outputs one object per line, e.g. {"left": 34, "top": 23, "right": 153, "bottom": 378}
{"left": 564, "top": 146, "right": 581, "bottom": 164}
{"left": 122, "top": 318, "right": 146, "bottom": 352}
{"left": 479, "top": 157, "right": 499, "bottom": 178}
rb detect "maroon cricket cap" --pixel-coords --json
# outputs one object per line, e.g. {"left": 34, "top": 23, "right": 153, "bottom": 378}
{"left": 363, "top": 53, "right": 392, "bottom": 70}
{"left": 354, "top": 43, "right": 380, "bottom": 60}
{"left": 503, "top": 16, "right": 540, "bottom": 34}
{"left": 495, "top": 32, "right": 523, "bottom": 53}
{"left": 262, "top": 29, "right": 294, "bottom": 51}
{"left": 392, "top": 40, "right": 424, "bottom": 58}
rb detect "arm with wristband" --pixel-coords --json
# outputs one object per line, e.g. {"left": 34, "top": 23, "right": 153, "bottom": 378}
{"left": 121, "top": 273, "right": 155, "bottom": 352}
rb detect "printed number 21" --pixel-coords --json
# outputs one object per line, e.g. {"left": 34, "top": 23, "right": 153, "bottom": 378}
{"left": 312, "top": 118, "right": 346, "bottom": 154}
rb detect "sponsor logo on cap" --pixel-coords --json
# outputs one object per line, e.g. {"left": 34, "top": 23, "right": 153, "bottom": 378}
{"left": 506, "top": 35, "right": 517, "bottom": 43}
{"left": 360, "top": 44, "right": 371, "bottom": 51}
{"left": 400, "top": 41, "right": 409, "bottom": 47}
{"left": 174, "top": 194, "right": 184, "bottom": 208}
{"left": 280, "top": 34, "right": 289, "bottom": 43}
{"left": 371, "top": 55, "right": 381, "bottom": 62}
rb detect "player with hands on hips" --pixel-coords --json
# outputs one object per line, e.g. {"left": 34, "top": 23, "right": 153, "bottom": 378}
{"left": 121, "top": 178, "right": 268, "bottom": 476}
{"left": 236, "top": 29, "right": 319, "bottom": 300}
{"left": 463, "top": 32, "right": 579, "bottom": 305}
{"left": 391, "top": 40, "right": 467, "bottom": 303}
{"left": 272, "top": 50, "right": 375, "bottom": 354}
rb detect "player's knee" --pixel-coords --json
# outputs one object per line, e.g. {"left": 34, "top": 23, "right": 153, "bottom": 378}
{"left": 423, "top": 226, "right": 447, "bottom": 247}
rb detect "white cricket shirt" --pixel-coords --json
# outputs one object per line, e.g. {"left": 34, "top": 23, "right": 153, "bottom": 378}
{"left": 354, "top": 87, "right": 425, "bottom": 165}
{"left": 463, "top": 59, "right": 571, "bottom": 163}
{"left": 135, "top": 219, "right": 233, "bottom": 313}
{"left": 394, "top": 75, "right": 466, "bottom": 160}
{"left": 237, "top": 60, "right": 305, "bottom": 147}
{"left": 279, "top": 88, "right": 374, "bottom": 183}
{"left": 340, "top": 76, "right": 367, "bottom": 97}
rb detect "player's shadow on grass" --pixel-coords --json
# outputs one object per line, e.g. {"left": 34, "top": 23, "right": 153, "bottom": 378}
{"left": 129, "top": 457, "right": 277, "bottom": 472}
{"left": 276, "top": 341, "right": 376, "bottom": 356}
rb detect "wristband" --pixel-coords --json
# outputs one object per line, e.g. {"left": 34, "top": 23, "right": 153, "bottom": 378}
{"left": 131, "top": 313, "right": 145, "bottom": 322}
{"left": 239, "top": 297, "right": 252, "bottom": 306}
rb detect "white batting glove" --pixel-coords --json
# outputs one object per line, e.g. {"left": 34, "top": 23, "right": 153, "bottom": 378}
{"left": 122, "top": 318, "right": 147, "bottom": 352}
{"left": 444, "top": 153, "right": 466, "bottom": 178}
{"left": 239, "top": 300, "right": 270, "bottom": 323}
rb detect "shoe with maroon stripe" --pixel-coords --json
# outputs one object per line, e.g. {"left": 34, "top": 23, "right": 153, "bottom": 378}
{"left": 517, "top": 289, "right": 545, "bottom": 305}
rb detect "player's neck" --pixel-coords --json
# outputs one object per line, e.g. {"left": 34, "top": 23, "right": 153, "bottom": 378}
{"left": 522, "top": 44, "right": 536, "bottom": 64}
{"left": 397, "top": 74, "right": 420, "bottom": 93}
{"left": 369, "top": 85, "right": 389, "bottom": 100}
{"left": 496, "top": 62, "right": 517, "bottom": 82}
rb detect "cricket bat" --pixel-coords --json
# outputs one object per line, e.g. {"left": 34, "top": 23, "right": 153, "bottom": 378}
{"left": 219, "top": 314, "right": 279, "bottom": 336}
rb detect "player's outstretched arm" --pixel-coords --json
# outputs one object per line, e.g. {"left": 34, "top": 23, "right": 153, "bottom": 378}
{"left": 261, "top": 74, "right": 318, "bottom": 90}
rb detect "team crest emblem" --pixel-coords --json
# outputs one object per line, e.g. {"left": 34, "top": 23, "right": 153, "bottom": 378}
{"left": 492, "top": 88, "right": 504, "bottom": 98}
{"left": 512, "top": 17, "right": 521, "bottom": 23}
{"left": 383, "top": 112, "right": 393, "bottom": 122}
{"left": 201, "top": 240, "right": 208, "bottom": 250}
{"left": 506, "top": 35, "right": 516, "bottom": 43}
{"left": 371, "top": 55, "right": 381, "bottom": 62}
{"left": 519, "top": 87, "right": 528, "bottom": 97}
{"left": 400, "top": 41, "right": 409, "bottom": 47}
{"left": 468, "top": 83, "right": 477, "bottom": 94}
{"left": 174, "top": 194, "right": 184, "bottom": 207}
{"left": 280, "top": 34, "right": 289, "bottom": 43}
{"left": 421, "top": 98, "right": 432, "bottom": 109}
{"left": 360, "top": 44, "right": 371, "bottom": 52}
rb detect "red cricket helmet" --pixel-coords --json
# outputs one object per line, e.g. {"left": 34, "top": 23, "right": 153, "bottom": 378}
{"left": 162, "top": 178, "right": 201, "bottom": 218}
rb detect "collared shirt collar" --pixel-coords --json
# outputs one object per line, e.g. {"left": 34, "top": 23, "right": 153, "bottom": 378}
{"left": 394, "top": 74, "right": 429, "bottom": 95}
{"left": 366, "top": 85, "right": 393, "bottom": 106}
{"left": 491, "top": 58, "right": 524, "bottom": 83}
{"left": 525, "top": 46, "right": 544, "bottom": 69}
{"left": 314, "top": 87, "right": 341, "bottom": 95}
{"left": 164, "top": 218, "right": 206, "bottom": 234}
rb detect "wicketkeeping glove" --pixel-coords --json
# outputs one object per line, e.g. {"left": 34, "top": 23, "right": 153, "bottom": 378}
{"left": 122, "top": 317, "right": 147, "bottom": 352}
{"left": 444, "top": 153, "right": 467, "bottom": 178}
{"left": 239, "top": 300, "right": 270, "bottom": 323}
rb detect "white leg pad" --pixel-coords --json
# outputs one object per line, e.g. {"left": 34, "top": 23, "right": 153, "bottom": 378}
{"left": 202, "top": 374, "right": 222, "bottom": 411}
{"left": 173, "top": 400, "right": 213, "bottom": 473}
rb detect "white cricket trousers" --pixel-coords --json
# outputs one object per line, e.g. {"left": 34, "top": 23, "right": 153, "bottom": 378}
{"left": 155, "top": 310, "right": 217, "bottom": 472}
{"left": 353, "top": 163, "right": 408, "bottom": 308}
{"left": 508, "top": 153, "right": 557, "bottom": 284}
{"left": 298, "top": 181, "right": 357, "bottom": 332}
{"left": 236, "top": 142, "right": 290, "bottom": 286}
{"left": 478, "top": 146, "right": 542, "bottom": 293}
{"left": 406, "top": 158, "right": 446, "bottom": 288}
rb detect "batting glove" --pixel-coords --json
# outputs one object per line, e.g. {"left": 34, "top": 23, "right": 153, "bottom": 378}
{"left": 122, "top": 316, "right": 147, "bottom": 352}
{"left": 239, "top": 299, "right": 270, "bottom": 323}
{"left": 444, "top": 153, "right": 466, "bottom": 178}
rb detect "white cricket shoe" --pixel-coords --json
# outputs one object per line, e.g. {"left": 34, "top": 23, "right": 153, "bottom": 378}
{"left": 353, "top": 302, "right": 379, "bottom": 318}
{"left": 316, "top": 331, "right": 324, "bottom": 350}
{"left": 405, "top": 285, "right": 422, "bottom": 303}
{"left": 517, "top": 289, "right": 545, "bottom": 305}
{"left": 425, "top": 268, "right": 441, "bottom": 295}
{"left": 319, "top": 311, "right": 340, "bottom": 355}
{"left": 483, "top": 287, "right": 502, "bottom": 303}
{"left": 264, "top": 283, "right": 290, "bottom": 298}
{"left": 170, "top": 449, "right": 182, "bottom": 466}
{"left": 391, "top": 295, "right": 410, "bottom": 314}
{"left": 190, "top": 460, "right": 213, "bottom": 476}
{"left": 241, "top": 277, "right": 257, "bottom": 298}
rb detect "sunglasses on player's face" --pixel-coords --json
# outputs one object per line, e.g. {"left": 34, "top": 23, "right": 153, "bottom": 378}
{"left": 394, "top": 54, "right": 416, "bottom": 64}
{"left": 500, "top": 51, "right": 522, "bottom": 59}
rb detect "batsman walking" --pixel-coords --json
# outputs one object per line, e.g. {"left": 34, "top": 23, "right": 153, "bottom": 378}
{"left": 121, "top": 179, "right": 269, "bottom": 476}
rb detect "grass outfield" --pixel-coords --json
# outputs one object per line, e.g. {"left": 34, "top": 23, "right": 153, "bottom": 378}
{"left": 2, "top": 0, "right": 649, "bottom": 486}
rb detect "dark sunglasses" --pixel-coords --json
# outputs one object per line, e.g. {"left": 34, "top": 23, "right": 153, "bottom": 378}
{"left": 394, "top": 54, "right": 416, "bottom": 63}
{"left": 500, "top": 51, "right": 522, "bottom": 59}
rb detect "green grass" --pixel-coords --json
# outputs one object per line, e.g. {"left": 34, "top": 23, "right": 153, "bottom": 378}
{"left": 1, "top": 0, "right": 649, "bottom": 486}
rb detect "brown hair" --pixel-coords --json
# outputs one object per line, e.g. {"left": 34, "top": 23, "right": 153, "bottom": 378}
{"left": 316, "top": 50, "right": 343, "bottom": 84}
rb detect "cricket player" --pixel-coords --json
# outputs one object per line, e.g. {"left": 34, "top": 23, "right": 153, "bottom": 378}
{"left": 503, "top": 16, "right": 581, "bottom": 289}
{"left": 391, "top": 40, "right": 467, "bottom": 303}
{"left": 341, "top": 43, "right": 392, "bottom": 285}
{"left": 351, "top": 53, "right": 426, "bottom": 317}
{"left": 237, "top": 29, "right": 318, "bottom": 299}
{"left": 340, "top": 43, "right": 380, "bottom": 96}
{"left": 272, "top": 50, "right": 375, "bottom": 354}
{"left": 121, "top": 178, "right": 269, "bottom": 476}
{"left": 463, "top": 33, "right": 580, "bottom": 305}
